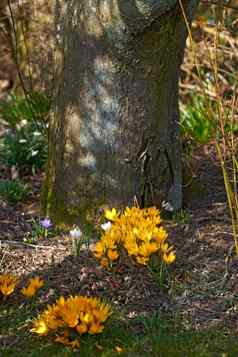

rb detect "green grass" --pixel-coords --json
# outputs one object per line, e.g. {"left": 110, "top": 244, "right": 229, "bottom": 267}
{"left": 1, "top": 301, "right": 238, "bottom": 357}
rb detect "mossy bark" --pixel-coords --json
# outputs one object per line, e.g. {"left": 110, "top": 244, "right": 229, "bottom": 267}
{"left": 42, "top": 0, "right": 198, "bottom": 225}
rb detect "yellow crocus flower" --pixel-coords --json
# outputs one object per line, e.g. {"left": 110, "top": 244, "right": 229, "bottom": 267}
{"left": 104, "top": 208, "right": 119, "bottom": 221}
{"left": 136, "top": 256, "right": 149, "bottom": 265}
{"left": 94, "top": 241, "right": 105, "bottom": 258}
{"left": 76, "top": 323, "right": 88, "bottom": 334}
{"left": 31, "top": 319, "right": 49, "bottom": 335}
{"left": 21, "top": 276, "right": 44, "bottom": 298}
{"left": 100, "top": 258, "right": 109, "bottom": 268}
{"left": 107, "top": 249, "right": 119, "bottom": 261}
{"left": 0, "top": 274, "right": 18, "bottom": 296}
{"left": 80, "top": 313, "right": 93, "bottom": 324}
{"left": 89, "top": 323, "right": 104, "bottom": 334}
{"left": 160, "top": 242, "right": 169, "bottom": 253}
{"left": 163, "top": 251, "right": 176, "bottom": 264}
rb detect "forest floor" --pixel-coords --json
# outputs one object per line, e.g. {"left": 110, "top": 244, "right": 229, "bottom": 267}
{"left": 0, "top": 146, "right": 238, "bottom": 356}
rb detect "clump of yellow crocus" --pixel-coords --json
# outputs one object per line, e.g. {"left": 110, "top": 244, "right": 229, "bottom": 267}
{"left": 31, "top": 295, "right": 112, "bottom": 349}
{"left": 94, "top": 206, "right": 176, "bottom": 267}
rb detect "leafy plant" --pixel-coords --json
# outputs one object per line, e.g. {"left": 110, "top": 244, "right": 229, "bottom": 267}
{"left": 1, "top": 126, "right": 47, "bottom": 173}
{"left": 180, "top": 93, "right": 238, "bottom": 157}
{"left": 0, "top": 92, "right": 50, "bottom": 173}
{"left": 172, "top": 209, "right": 190, "bottom": 224}
{"left": 0, "top": 180, "right": 31, "bottom": 204}
{"left": 180, "top": 95, "right": 215, "bottom": 146}
{"left": 24, "top": 217, "right": 54, "bottom": 244}
{"left": 0, "top": 92, "right": 50, "bottom": 131}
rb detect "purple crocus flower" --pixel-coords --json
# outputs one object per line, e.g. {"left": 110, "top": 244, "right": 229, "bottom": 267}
{"left": 40, "top": 217, "right": 53, "bottom": 229}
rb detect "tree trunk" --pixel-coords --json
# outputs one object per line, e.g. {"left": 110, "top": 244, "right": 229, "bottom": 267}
{"left": 43, "top": 0, "right": 198, "bottom": 225}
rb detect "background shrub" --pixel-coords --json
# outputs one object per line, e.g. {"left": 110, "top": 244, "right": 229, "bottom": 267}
{"left": 0, "top": 92, "right": 50, "bottom": 174}
{"left": 0, "top": 179, "right": 31, "bottom": 204}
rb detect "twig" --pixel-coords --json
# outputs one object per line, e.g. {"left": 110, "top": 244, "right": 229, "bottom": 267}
{"left": 192, "top": 216, "right": 231, "bottom": 224}
{"left": 0, "top": 240, "right": 66, "bottom": 250}
{"left": 0, "top": 247, "right": 7, "bottom": 268}
{"left": 205, "top": 231, "right": 233, "bottom": 236}
{"left": 219, "top": 244, "right": 235, "bottom": 288}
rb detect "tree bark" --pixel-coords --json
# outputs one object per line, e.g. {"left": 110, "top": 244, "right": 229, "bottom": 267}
{"left": 43, "top": 0, "right": 198, "bottom": 225}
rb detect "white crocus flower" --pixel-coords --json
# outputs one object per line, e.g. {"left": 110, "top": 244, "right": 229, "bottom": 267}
{"left": 70, "top": 227, "right": 82, "bottom": 239}
{"left": 33, "top": 131, "right": 41, "bottom": 136}
{"left": 31, "top": 150, "right": 39, "bottom": 157}
{"left": 21, "top": 119, "right": 28, "bottom": 127}
{"left": 101, "top": 221, "right": 112, "bottom": 231}
{"left": 162, "top": 201, "right": 174, "bottom": 212}
{"left": 19, "top": 139, "right": 27, "bottom": 143}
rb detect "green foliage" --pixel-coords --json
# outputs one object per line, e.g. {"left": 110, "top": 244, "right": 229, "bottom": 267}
{"left": 172, "top": 209, "right": 190, "bottom": 224}
{"left": 180, "top": 95, "right": 215, "bottom": 146}
{"left": 1, "top": 126, "right": 47, "bottom": 172}
{"left": 0, "top": 92, "right": 50, "bottom": 131}
{"left": 31, "top": 218, "right": 47, "bottom": 239}
{"left": 0, "top": 180, "right": 31, "bottom": 204}
{"left": 148, "top": 258, "right": 169, "bottom": 288}
{"left": 224, "top": 119, "right": 238, "bottom": 136}
{"left": 0, "top": 92, "right": 50, "bottom": 173}
{"left": 181, "top": 95, "right": 238, "bottom": 149}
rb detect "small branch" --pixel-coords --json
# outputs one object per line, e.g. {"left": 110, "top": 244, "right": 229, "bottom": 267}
{"left": 0, "top": 240, "right": 66, "bottom": 250}
{"left": 0, "top": 248, "right": 7, "bottom": 267}
{"left": 221, "top": 243, "right": 235, "bottom": 288}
